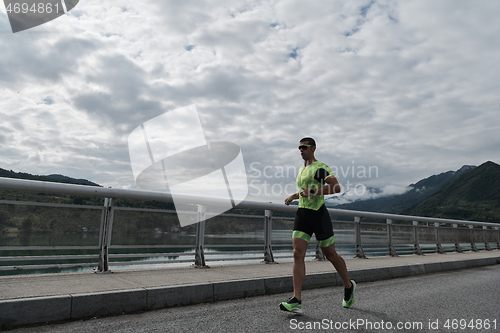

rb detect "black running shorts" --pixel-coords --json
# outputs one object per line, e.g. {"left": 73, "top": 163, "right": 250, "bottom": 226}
{"left": 292, "top": 204, "right": 335, "bottom": 247}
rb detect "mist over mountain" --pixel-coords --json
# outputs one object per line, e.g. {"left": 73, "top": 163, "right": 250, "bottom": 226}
{"left": 327, "top": 164, "right": 476, "bottom": 214}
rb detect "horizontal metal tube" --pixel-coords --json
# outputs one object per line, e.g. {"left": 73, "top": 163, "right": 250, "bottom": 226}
{"left": 1, "top": 246, "right": 100, "bottom": 251}
{"left": 204, "top": 256, "right": 265, "bottom": 262}
{"left": 109, "top": 252, "right": 195, "bottom": 259}
{"left": 0, "top": 262, "right": 98, "bottom": 271}
{"left": 107, "top": 259, "right": 195, "bottom": 266}
{"left": 0, "top": 255, "right": 99, "bottom": 261}
{"left": 0, "top": 199, "right": 103, "bottom": 210}
{"left": 1, "top": 176, "right": 497, "bottom": 228}
{"left": 203, "top": 251, "right": 264, "bottom": 255}
{"left": 109, "top": 245, "right": 195, "bottom": 249}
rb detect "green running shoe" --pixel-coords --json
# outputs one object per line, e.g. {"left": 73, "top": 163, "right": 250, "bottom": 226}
{"left": 342, "top": 280, "right": 356, "bottom": 308}
{"left": 280, "top": 296, "right": 302, "bottom": 314}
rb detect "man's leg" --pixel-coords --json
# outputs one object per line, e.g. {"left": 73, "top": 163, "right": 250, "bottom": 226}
{"left": 292, "top": 237, "right": 308, "bottom": 300}
{"left": 321, "top": 243, "right": 356, "bottom": 307}
{"left": 280, "top": 236, "right": 308, "bottom": 313}
{"left": 321, "top": 243, "right": 351, "bottom": 288}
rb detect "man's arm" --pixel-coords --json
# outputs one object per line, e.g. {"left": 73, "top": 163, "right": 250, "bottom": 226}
{"left": 284, "top": 192, "right": 300, "bottom": 205}
{"left": 320, "top": 175, "right": 341, "bottom": 195}
{"left": 300, "top": 175, "right": 341, "bottom": 197}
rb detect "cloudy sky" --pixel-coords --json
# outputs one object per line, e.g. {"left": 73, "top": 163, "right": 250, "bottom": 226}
{"left": 0, "top": 0, "right": 499, "bottom": 204}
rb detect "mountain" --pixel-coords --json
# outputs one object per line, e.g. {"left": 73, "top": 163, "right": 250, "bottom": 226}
{"left": 0, "top": 168, "right": 100, "bottom": 187}
{"left": 401, "top": 161, "right": 500, "bottom": 223}
{"left": 330, "top": 165, "right": 476, "bottom": 214}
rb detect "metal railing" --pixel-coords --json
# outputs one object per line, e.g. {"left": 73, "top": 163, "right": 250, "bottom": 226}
{"left": 0, "top": 177, "right": 499, "bottom": 274}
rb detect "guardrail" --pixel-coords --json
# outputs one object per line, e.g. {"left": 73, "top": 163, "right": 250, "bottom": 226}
{"left": 0, "top": 177, "right": 499, "bottom": 274}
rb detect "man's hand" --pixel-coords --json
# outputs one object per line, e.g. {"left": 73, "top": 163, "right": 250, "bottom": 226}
{"left": 284, "top": 193, "right": 299, "bottom": 205}
{"left": 299, "top": 187, "right": 315, "bottom": 197}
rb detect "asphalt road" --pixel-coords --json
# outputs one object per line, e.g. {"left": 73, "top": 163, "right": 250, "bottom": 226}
{"left": 10, "top": 265, "right": 500, "bottom": 333}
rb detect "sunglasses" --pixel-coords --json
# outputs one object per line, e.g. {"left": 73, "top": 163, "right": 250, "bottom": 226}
{"left": 298, "top": 144, "right": 312, "bottom": 150}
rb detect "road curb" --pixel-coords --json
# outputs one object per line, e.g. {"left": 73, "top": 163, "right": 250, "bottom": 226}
{"left": 70, "top": 289, "right": 147, "bottom": 319}
{"left": 0, "top": 295, "right": 71, "bottom": 327}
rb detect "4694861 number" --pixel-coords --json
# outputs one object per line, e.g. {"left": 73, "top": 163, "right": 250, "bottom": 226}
{"left": 5, "top": 2, "right": 62, "bottom": 14}
{"left": 443, "top": 319, "right": 497, "bottom": 330}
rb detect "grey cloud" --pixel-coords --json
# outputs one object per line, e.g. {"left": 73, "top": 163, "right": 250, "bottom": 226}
{"left": 151, "top": 67, "right": 249, "bottom": 106}
{"left": 0, "top": 36, "right": 99, "bottom": 86}
{"left": 87, "top": 55, "right": 147, "bottom": 100}
{"left": 147, "top": 0, "right": 218, "bottom": 34}
{"left": 72, "top": 54, "right": 164, "bottom": 132}
{"left": 73, "top": 91, "right": 163, "bottom": 134}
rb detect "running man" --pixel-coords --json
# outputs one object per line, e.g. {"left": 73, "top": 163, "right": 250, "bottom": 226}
{"left": 280, "top": 137, "right": 355, "bottom": 314}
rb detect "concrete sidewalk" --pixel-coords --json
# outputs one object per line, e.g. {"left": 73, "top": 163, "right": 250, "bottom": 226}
{"left": 1, "top": 250, "right": 499, "bottom": 328}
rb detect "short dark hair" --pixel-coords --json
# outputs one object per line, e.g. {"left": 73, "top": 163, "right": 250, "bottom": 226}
{"left": 300, "top": 137, "right": 316, "bottom": 146}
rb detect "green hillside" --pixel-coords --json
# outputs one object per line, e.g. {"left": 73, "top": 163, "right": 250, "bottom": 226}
{"left": 0, "top": 168, "right": 100, "bottom": 187}
{"left": 400, "top": 161, "right": 500, "bottom": 223}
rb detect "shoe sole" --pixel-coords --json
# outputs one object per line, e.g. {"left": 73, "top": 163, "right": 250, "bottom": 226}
{"left": 280, "top": 303, "right": 303, "bottom": 314}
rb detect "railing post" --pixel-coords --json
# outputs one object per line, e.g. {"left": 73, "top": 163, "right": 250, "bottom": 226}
{"left": 483, "top": 226, "right": 492, "bottom": 251}
{"left": 496, "top": 227, "right": 500, "bottom": 250}
{"left": 387, "top": 219, "right": 398, "bottom": 257}
{"left": 453, "top": 224, "right": 463, "bottom": 253}
{"left": 97, "top": 197, "right": 114, "bottom": 273}
{"left": 194, "top": 204, "right": 207, "bottom": 268}
{"left": 435, "top": 223, "right": 445, "bottom": 254}
{"left": 263, "top": 210, "right": 276, "bottom": 263}
{"left": 315, "top": 244, "right": 326, "bottom": 260}
{"left": 355, "top": 216, "right": 366, "bottom": 258}
{"left": 469, "top": 225, "right": 478, "bottom": 252}
{"left": 413, "top": 221, "right": 423, "bottom": 255}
